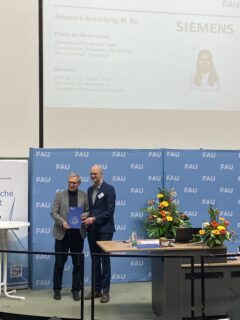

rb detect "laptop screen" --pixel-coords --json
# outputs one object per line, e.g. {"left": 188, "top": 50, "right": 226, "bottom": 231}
{"left": 175, "top": 228, "right": 201, "bottom": 243}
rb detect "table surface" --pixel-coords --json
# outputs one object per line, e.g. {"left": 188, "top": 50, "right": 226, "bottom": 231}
{"left": 0, "top": 221, "right": 30, "bottom": 229}
{"left": 96, "top": 240, "right": 225, "bottom": 253}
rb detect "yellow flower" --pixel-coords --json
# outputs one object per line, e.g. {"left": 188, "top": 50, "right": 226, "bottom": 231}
{"left": 212, "top": 230, "right": 220, "bottom": 235}
{"left": 157, "top": 193, "right": 164, "bottom": 198}
{"left": 161, "top": 201, "right": 169, "bottom": 207}
{"left": 219, "top": 217, "right": 225, "bottom": 221}
{"left": 166, "top": 216, "right": 173, "bottom": 221}
{"left": 217, "top": 225, "right": 225, "bottom": 231}
{"left": 199, "top": 229, "right": 205, "bottom": 235}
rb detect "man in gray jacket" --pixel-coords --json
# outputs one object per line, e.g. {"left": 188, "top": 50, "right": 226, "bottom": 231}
{"left": 50, "top": 172, "right": 89, "bottom": 301}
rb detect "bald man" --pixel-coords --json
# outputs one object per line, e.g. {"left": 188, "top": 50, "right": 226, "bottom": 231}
{"left": 83, "top": 165, "right": 116, "bottom": 303}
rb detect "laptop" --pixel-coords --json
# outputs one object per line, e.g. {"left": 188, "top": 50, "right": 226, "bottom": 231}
{"left": 175, "top": 228, "right": 201, "bottom": 243}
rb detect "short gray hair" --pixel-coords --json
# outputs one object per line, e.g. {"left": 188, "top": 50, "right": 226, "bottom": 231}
{"left": 68, "top": 172, "right": 81, "bottom": 183}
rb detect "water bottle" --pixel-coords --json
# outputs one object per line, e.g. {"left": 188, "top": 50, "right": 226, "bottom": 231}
{"left": 131, "top": 228, "right": 138, "bottom": 247}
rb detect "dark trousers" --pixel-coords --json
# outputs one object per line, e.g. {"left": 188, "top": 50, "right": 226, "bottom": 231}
{"left": 88, "top": 232, "right": 113, "bottom": 293}
{"left": 53, "top": 229, "right": 84, "bottom": 292}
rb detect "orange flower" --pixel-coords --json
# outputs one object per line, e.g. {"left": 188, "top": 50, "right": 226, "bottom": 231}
{"left": 220, "top": 230, "right": 227, "bottom": 235}
{"left": 224, "top": 220, "right": 230, "bottom": 226}
{"left": 211, "top": 221, "right": 219, "bottom": 228}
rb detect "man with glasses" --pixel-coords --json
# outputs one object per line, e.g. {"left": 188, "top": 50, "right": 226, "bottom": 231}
{"left": 50, "top": 172, "right": 89, "bottom": 301}
{"left": 83, "top": 164, "right": 116, "bottom": 303}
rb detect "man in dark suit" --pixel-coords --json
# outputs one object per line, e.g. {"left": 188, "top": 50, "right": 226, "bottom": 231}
{"left": 50, "top": 172, "right": 89, "bottom": 301}
{"left": 83, "top": 164, "right": 116, "bottom": 303}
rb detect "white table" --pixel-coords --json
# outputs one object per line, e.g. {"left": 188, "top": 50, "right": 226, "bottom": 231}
{"left": 0, "top": 221, "right": 30, "bottom": 300}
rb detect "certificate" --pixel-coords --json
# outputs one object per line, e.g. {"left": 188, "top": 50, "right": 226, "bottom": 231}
{"left": 67, "top": 207, "right": 83, "bottom": 229}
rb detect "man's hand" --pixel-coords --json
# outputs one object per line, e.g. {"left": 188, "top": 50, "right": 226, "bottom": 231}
{"left": 63, "top": 221, "right": 70, "bottom": 229}
{"left": 83, "top": 217, "right": 95, "bottom": 226}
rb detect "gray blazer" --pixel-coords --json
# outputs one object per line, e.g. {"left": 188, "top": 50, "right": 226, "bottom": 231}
{"left": 50, "top": 189, "right": 89, "bottom": 240}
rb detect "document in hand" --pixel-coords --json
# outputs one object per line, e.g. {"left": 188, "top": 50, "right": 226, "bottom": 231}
{"left": 67, "top": 207, "right": 83, "bottom": 229}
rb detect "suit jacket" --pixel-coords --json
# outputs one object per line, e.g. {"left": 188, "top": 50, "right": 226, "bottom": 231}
{"left": 50, "top": 189, "right": 89, "bottom": 240}
{"left": 88, "top": 181, "right": 116, "bottom": 234}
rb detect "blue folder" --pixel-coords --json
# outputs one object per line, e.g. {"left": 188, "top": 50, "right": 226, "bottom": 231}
{"left": 67, "top": 207, "right": 83, "bottom": 229}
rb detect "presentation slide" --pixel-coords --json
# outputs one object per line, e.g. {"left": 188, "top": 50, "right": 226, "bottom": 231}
{"left": 43, "top": 0, "right": 240, "bottom": 110}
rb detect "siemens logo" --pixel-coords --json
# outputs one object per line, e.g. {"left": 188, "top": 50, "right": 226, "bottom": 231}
{"left": 130, "top": 259, "right": 144, "bottom": 267}
{"left": 56, "top": 163, "right": 70, "bottom": 170}
{"left": 112, "top": 151, "right": 126, "bottom": 158}
{"left": 148, "top": 151, "right": 161, "bottom": 158}
{"left": 202, "top": 199, "right": 216, "bottom": 205}
{"left": 184, "top": 187, "right": 198, "bottom": 194}
{"left": 166, "top": 175, "right": 180, "bottom": 181}
{"left": 130, "top": 187, "right": 144, "bottom": 194}
{"left": 115, "top": 224, "right": 126, "bottom": 231}
{"left": 116, "top": 200, "right": 126, "bottom": 207}
{"left": 202, "top": 152, "right": 216, "bottom": 158}
{"left": 222, "top": 1, "right": 240, "bottom": 8}
{"left": 184, "top": 163, "right": 198, "bottom": 170}
{"left": 36, "top": 177, "right": 51, "bottom": 183}
{"left": 112, "top": 176, "right": 126, "bottom": 182}
{"left": 202, "top": 176, "right": 216, "bottom": 182}
{"left": 184, "top": 211, "right": 198, "bottom": 217}
{"left": 35, "top": 151, "right": 51, "bottom": 158}
{"left": 74, "top": 151, "right": 89, "bottom": 158}
{"left": 220, "top": 164, "right": 234, "bottom": 170}
{"left": 220, "top": 211, "right": 233, "bottom": 217}
{"left": 36, "top": 227, "right": 51, "bottom": 234}
{"left": 166, "top": 151, "right": 180, "bottom": 158}
{"left": 36, "top": 202, "right": 51, "bottom": 209}
{"left": 36, "top": 255, "right": 50, "bottom": 260}
{"left": 148, "top": 176, "right": 161, "bottom": 182}
{"left": 112, "top": 273, "right": 126, "bottom": 280}
{"left": 35, "top": 279, "right": 50, "bottom": 287}
{"left": 220, "top": 187, "right": 233, "bottom": 193}
{"left": 130, "top": 211, "right": 144, "bottom": 218}
{"left": 130, "top": 163, "right": 144, "bottom": 170}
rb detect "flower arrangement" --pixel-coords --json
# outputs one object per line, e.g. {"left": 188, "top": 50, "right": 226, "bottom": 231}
{"left": 143, "top": 188, "right": 191, "bottom": 239}
{"left": 193, "top": 206, "right": 235, "bottom": 248}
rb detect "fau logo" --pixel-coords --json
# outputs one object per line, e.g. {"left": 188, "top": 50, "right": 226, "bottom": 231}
{"left": 116, "top": 200, "right": 126, "bottom": 206}
{"left": 74, "top": 151, "right": 89, "bottom": 158}
{"left": 130, "top": 211, "right": 144, "bottom": 218}
{"left": 202, "top": 152, "right": 216, "bottom": 158}
{"left": 36, "top": 255, "right": 50, "bottom": 260}
{"left": 99, "top": 164, "right": 108, "bottom": 170}
{"left": 166, "top": 175, "right": 180, "bottom": 181}
{"left": 184, "top": 210, "right": 198, "bottom": 217}
{"left": 237, "top": 223, "right": 240, "bottom": 228}
{"left": 184, "top": 187, "right": 198, "bottom": 194}
{"left": 184, "top": 163, "right": 198, "bottom": 170}
{"left": 56, "top": 163, "right": 70, "bottom": 170}
{"left": 112, "top": 273, "right": 126, "bottom": 280}
{"left": 84, "top": 251, "right": 90, "bottom": 258}
{"left": 130, "top": 187, "right": 144, "bottom": 193}
{"left": 112, "top": 176, "right": 126, "bottom": 182}
{"left": 35, "top": 151, "right": 51, "bottom": 158}
{"left": 36, "top": 202, "right": 51, "bottom": 209}
{"left": 166, "top": 151, "right": 180, "bottom": 158}
{"left": 36, "top": 177, "right": 51, "bottom": 183}
{"left": 148, "top": 176, "right": 161, "bottom": 182}
{"left": 202, "top": 176, "right": 216, "bottom": 182}
{"left": 148, "top": 151, "right": 161, "bottom": 158}
{"left": 112, "top": 151, "right": 126, "bottom": 158}
{"left": 220, "top": 164, "right": 234, "bottom": 170}
{"left": 202, "top": 199, "right": 216, "bottom": 205}
{"left": 220, "top": 187, "right": 234, "bottom": 193}
{"left": 56, "top": 189, "right": 64, "bottom": 193}
{"left": 220, "top": 211, "right": 233, "bottom": 217}
{"left": 130, "top": 163, "right": 144, "bottom": 170}
{"left": 84, "top": 276, "right": 89, "bottom": 283}
{"left": 130, "top": 259, "right": 144, "bottom": 267}
{"left": 35, "top": 279, "right": 50, "bottom": 286}
{"left": 36, "top": 227, "right": 51, "bottom": 234}
{"left": 64, "top": 265, "right": 71, "bottom": 272}
{"left": 115, "top": 224, "right": 126, "bottom": 231}
{"left": 81, "top": 176, "right": 90, "bottom": 183}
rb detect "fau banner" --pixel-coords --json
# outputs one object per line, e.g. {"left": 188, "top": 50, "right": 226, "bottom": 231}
{"left": 164, "top": 149, "right": 240, "bottom": 252}
{"left": 29, "top": 148, "right": 163, "bottom": 289}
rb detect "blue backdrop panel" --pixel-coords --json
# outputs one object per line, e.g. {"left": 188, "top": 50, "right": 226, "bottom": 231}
{"left": 163, "top": 149, "right": 240, "bottom": 252}
{"left": 29, "top": 148, "right": 163, "bottom": 289}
